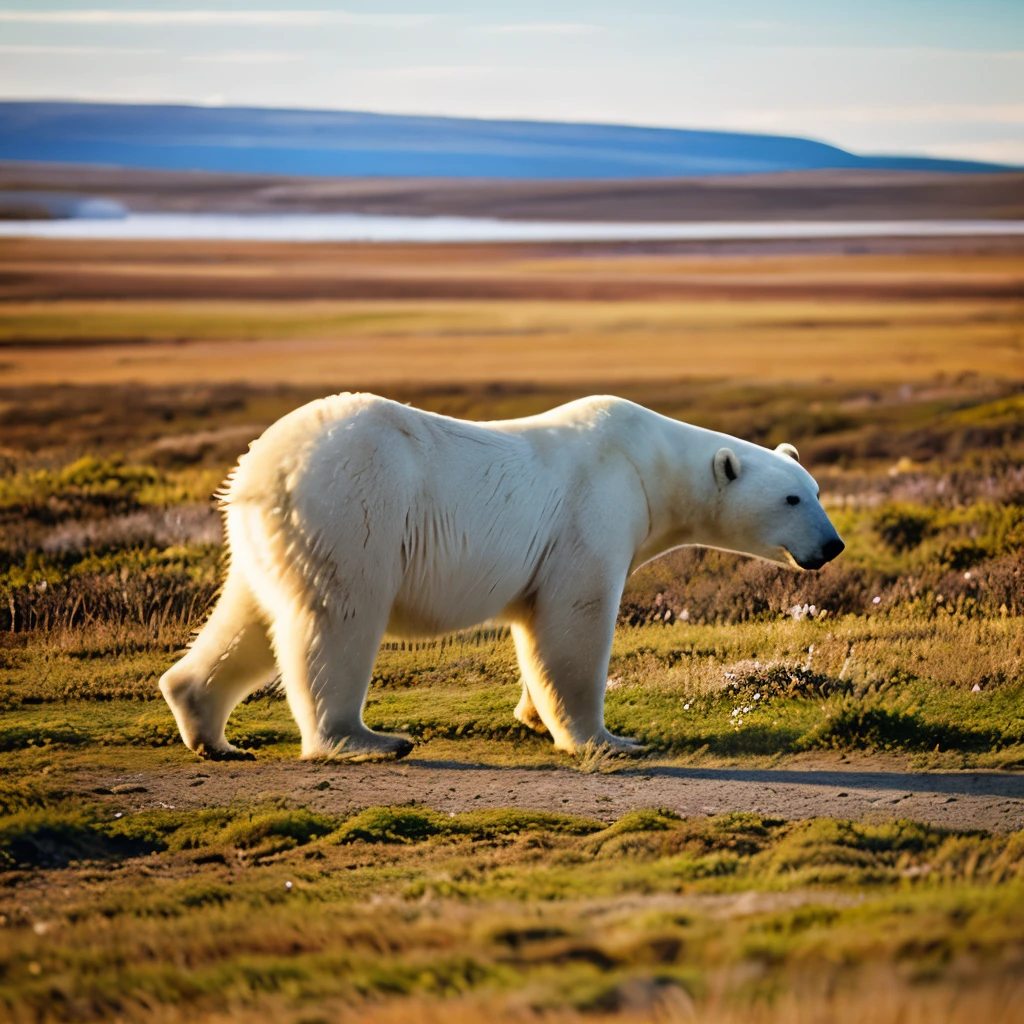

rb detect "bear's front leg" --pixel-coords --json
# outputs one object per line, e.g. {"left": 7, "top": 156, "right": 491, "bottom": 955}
{"left": 510, "top": 584, "right": 644, "bottom": 756}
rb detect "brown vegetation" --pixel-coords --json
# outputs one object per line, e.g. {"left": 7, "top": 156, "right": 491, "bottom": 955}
{"left": 3, "top": 162, "right": 1024, "bottom": 221}
{"left": 0, "top": 237, "right": 1022, "bottom": 387}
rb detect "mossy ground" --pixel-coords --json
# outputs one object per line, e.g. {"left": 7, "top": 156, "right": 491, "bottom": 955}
{"left": 1, "top": 793, "right": 1023, "bottom": 1023}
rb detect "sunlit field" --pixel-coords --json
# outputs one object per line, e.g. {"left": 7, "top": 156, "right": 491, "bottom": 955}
{"left": 0, "top": 239, "right": 1022, "bottom": 385}
{"left": 1, "top": 236, "right": 1023, "bottom": 1022}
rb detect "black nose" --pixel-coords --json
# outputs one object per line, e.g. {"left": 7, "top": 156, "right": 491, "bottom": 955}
{"left": 822, "top": 537, "right": 845, "bottom": 563}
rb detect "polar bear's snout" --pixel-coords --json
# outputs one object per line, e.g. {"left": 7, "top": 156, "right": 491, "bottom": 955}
{"left": 792, "top": 533, "right": 845, "bottom": 572}
{"left": 780, "top": 501, "right": 845, "bottom": 571}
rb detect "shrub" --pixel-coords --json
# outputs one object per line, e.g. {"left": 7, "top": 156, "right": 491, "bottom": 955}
{"left": 798, "top": 702, "right": 998, "bottom": 753}
{"left": 874, "top": 504, "right": 935, "bottom": 552}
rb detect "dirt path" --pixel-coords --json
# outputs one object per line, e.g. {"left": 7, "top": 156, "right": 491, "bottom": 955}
{"left": 77, "top": 759, "right": 1024, "bottom": 832}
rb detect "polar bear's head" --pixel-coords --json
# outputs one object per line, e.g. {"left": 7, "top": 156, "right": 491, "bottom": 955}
{"left": 710, "top": 442, "right": 844, "bottom": 570}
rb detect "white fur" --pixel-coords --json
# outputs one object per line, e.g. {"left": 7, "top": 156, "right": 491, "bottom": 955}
{"left": 160, "top": 393, "right": 843, "bottom": 760}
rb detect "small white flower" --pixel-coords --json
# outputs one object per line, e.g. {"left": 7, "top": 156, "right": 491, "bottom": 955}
{"left": 731, "top": 709, "right": 740, "bottom": 717}
{"left": 114, "top": 812, "right": 122, "bottom": 819}
{"left": 753, "top": 693, "right": 761, "bottom": 701}
{"left": 743, "top": 706, "right": 751, "bottom": 713}
{"left": 964, "top": 572, "right": 972, "bottom": 580}
{"left": 285, "top": 881, "right": 293, "bottom": 890}
{"left": 684, "top": 703, "right": 691, "bottom": 710}
{"left": 872, "top": 596, "right": 882, "bottom": 605}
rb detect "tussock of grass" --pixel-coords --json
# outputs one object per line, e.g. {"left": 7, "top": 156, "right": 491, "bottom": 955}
{"left": 0, "top": 807, "right": 156, "bottom": 868}
{"left": 798, "top": 703, "right": 998, "bottom": 754}
{"left": 0, "top": 778, "right": 65, "bottom": 814}
{"left": 333, "top": 805, "right": 603, "bottom": 845}
{"left": 0, "top": 801, "right": 606, "bottom": 869}
{"left": 585, "top": 809, "right": 683, "bottom": 852}
{"left": 0, "top": 721, "right": 93, "bottom": 752}
{"left": 754, "top": 819, "right": 939, "bottom": 884}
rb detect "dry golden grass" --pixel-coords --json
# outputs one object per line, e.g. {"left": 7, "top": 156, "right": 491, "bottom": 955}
{"left": 1, "top": 239, "right": 1021, "bottom": 387}
{"left": 21, "top": 972, "right": 1018, "bottom": 1024}
{"left": 344, "top": 979, "right": 1024, "bottom": 1024}
{"left": 0, "top": 297, "right": 1021, "bottom": 387}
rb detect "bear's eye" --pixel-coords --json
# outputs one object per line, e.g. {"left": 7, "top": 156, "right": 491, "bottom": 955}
{"left": 786, "top": 495, "right": 800, "bottom": 506}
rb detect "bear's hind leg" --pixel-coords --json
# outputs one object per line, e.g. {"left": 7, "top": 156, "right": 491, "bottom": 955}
{"left": 159, "top": 571, "right": 277, "bottom": 760}
{"left": 271, "top": 603, "right": 412, "bottom": 762}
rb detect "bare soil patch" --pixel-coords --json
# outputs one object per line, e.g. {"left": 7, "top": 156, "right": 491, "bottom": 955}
{"left": 75, "top": 756, "right": 1024, "bottom": 832}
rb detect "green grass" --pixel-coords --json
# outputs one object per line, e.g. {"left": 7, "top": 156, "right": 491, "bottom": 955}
{"left": 1, "top": 794, "right": 1022, "bottom": 1021}
{"left": 2, "top": 613, "right": 1023, "bottom": 768}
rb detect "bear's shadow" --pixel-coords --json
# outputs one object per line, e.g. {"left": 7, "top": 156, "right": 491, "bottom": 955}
{"left": 405, "top": 760, "right": 1024, "bottom": 799}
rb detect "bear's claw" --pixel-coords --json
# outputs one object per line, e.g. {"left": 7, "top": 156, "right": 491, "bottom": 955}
{"left": 601, "top": 734, "right": 647, "bottom": 755}
{"left": 194, "top": 742, "right": 257, "bottom": 762}
{"left": 342, "top": 736, "right": 414, "bottom": 763}
{"left": 306, "top": 733, "right": 415, "bottom": 763}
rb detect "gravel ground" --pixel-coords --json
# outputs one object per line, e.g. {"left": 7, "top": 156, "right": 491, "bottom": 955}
{"left": 79, "top": 758, "right": 1024, "bottom": 832}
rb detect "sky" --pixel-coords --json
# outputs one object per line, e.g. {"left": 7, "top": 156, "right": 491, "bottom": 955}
{"left": 1, "top": 1, "right": 1022, "bottom": 164}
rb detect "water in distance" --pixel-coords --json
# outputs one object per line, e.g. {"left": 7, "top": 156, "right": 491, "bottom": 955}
{"left": 1, "top": 213, "right": 1022, "bottom": 243}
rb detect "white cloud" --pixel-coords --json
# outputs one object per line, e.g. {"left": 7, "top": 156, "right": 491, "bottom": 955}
{"left": 732, "top": 104, "right": 1024, "bottom": 128}
{"left": 476, "top": 23, "right": 600, "bottom": 35}
{"left": 731, "top": 43, "right": 1024, "bottom": 59}
{"left": 0, "top": 44, "right": 161, "bottom": 54}
{"left": 913, "top": 140, "right": 1024, "bottom": 164}
{"left": 183, "top": 51, "right": 302, "bottom": 65}
{"left": 348, "top": 64, "right": 506, "bottom": 85}
{"left": 0, "top": 9, "right": 430, "bottom": 27}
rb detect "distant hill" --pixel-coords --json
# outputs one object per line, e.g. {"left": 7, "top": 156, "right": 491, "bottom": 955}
{"left": 0, "top": 101, "right": 1013, "bottom": 179}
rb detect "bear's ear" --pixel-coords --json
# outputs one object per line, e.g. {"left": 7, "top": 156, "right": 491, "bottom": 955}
{"left": 713, "top": 447, "right": 741, "bottom": 488}
{"left": 775, "top": 442, "right": 800, "bottom": 463}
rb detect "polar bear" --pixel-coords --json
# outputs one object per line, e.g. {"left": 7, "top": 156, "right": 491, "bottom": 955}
{"left": 160, "top": 394, "right": 844, "bottom": 761}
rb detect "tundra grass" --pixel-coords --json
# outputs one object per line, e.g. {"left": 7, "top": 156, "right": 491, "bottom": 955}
{"left": 1, "top": 796, "right": 1023, "bottom": 1023}
{"left": 1, "top": 297, "right": 1019, "bottom": 347}
{"left": 2, "top": 615, "right": 1022, "bottom": 770}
